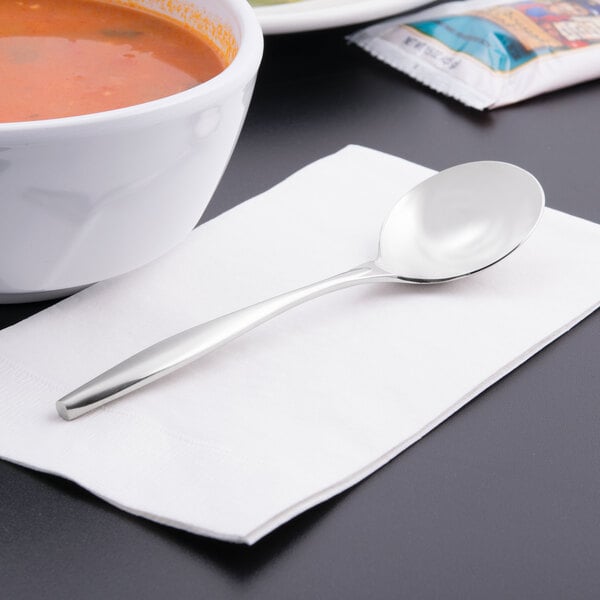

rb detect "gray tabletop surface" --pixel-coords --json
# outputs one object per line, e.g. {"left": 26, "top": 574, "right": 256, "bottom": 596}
{"left": 1, "top": 25, "right": 600, "bottom": 600}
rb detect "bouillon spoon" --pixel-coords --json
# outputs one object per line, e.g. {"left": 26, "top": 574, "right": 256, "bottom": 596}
{"left": 56, "top": 161, "right": 544, "bottom": 420}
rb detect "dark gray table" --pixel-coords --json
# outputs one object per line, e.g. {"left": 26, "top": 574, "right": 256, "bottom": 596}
{"left": 1, "top": 26, "right": 599, "bottom": 600}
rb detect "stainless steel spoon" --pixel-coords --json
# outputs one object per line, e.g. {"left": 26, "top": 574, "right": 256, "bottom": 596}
{"left": 56, "top": 161, "right": 545, "bottom": 421}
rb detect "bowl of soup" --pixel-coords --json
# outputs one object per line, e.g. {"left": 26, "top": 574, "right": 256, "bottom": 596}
{"left": 0, "top": 0, "right": 262, "bottom": 301}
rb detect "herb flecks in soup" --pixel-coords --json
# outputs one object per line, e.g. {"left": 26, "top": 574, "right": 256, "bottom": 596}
{"left": 0, "top": 0, "right": 227, "bottom": 122}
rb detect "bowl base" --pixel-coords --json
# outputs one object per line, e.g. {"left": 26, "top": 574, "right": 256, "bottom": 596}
{"left": 0, "top": 284, "right": 88, "bottom": 304}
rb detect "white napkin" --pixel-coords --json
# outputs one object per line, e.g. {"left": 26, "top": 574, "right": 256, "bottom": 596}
{"left": 0, "top": 146, "right": 599, "bottom": 544}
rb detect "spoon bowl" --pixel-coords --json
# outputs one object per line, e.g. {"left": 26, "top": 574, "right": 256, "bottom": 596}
{"left": 57, "top": 161, "right": 545, "bottom": 420}
{"left": 377, "top": 161, "right": 545, "bottom": 282}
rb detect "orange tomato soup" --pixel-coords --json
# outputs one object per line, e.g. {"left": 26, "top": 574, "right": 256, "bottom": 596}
{"left": 0, "top": 0, "right": 227, "bottom": 122}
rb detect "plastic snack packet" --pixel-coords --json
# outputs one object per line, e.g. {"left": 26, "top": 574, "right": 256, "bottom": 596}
{"left": 348, "top": 0, "right": 600, "bottom": 109}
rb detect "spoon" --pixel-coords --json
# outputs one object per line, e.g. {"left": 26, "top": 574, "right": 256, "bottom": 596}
{"left": 56, "top": 161, "right": 544, "bottom": 420}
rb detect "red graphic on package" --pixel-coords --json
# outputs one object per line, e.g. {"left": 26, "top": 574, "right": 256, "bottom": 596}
{"left": 516, "top": 0, "right": 600, "bottom": 47}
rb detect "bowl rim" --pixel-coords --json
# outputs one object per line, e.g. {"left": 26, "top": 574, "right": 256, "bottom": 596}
{"left": 0, "top": 0, "right": 263, "bottom": 135}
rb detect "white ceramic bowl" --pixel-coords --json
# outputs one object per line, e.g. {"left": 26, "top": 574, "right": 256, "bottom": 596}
{"left": 0, "top": 0, "right": 263, "bottom": 302}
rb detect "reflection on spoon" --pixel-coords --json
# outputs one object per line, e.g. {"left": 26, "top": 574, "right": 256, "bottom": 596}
{"left": 56, "top": 161, "right": 545, "bottom": 420}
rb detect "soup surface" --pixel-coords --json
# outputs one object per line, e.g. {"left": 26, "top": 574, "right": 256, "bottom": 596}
{"left": 0, "top": 0, "right": 227, "bottom": 122}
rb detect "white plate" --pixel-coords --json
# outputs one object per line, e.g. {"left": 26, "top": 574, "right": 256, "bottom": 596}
{"left": 253, "top": 0, "right": 432, "bottom": 34}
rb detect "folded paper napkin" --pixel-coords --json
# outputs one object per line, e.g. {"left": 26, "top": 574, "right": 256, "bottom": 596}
{"left": 1, "top": 146, "right": 599, "bottom": 544}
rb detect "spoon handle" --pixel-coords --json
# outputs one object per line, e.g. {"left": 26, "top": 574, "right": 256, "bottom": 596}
{"left": 56, "top": 262, "right": 391, "bottom": 420}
